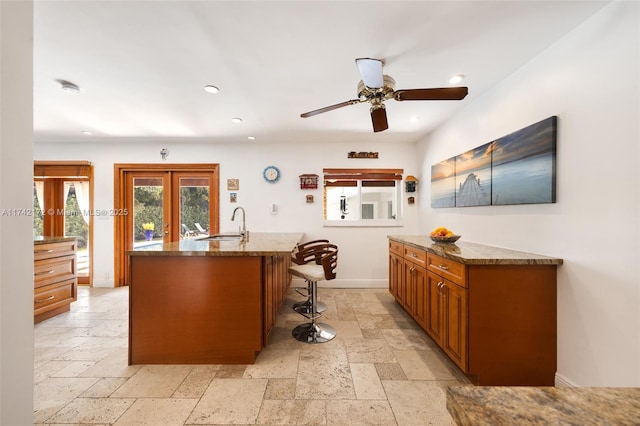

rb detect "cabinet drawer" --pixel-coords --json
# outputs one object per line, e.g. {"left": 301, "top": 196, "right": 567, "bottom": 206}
{"left": 34, "top": 240, "right": 76, "bottom": 261}
{"left": 34, "top": 255, "right": 76, "bottom": 288}
{"left": 404, "top": 245, "right": 427, "bottom": 267}
{"left": 389, "top": 240, "right": 404, "bottom": 256}
{"left": 427, "top": 253, "right": 466, "bottom": 287}
{"left": 34, "top": 278, "right": 76, "bottom": 314}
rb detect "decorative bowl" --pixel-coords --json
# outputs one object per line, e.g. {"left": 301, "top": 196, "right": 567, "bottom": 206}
{"left": 430, "top": 235, "right": 461, "bottom": 244}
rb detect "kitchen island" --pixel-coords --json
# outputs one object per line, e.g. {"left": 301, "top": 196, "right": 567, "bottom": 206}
{"left": 127, "top": 232, "right": 302, "bottom": 364}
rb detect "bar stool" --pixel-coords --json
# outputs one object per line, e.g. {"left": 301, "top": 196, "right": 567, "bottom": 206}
{"left": 289, "top": 243, "right": 338, "bottom": 343}
{"left": 290, "top": 239, "right": 329, "bottom": 315}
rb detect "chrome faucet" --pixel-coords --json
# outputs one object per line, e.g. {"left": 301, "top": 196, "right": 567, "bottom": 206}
{"left": 231, "top": 206, "right": 248, "bottom": 241}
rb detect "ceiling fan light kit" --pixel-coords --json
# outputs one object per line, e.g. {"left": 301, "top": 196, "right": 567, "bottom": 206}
{"left": 301, "top": 57, "right": 469, "bottom": 133}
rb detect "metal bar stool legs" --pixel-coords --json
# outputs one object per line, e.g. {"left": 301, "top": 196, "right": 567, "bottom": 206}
{"left": 293, "top": 280, "right": 327, "bottom": 314}
{"left": 292, "top": 278, "right": 336, "bottom": 343}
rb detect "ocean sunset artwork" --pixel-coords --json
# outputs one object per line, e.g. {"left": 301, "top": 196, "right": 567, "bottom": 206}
{"left": 430, "top": 116, "right": 557, "bottom": 208}
{"left": 431, "top": 157, "right": 456, "bottom": 208}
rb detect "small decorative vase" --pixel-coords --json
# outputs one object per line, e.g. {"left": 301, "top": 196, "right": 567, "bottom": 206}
{"left": 144, "top": 230, "right": 153, "bottom": 241}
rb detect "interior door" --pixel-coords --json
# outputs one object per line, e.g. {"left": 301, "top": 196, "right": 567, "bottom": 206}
{"left": 115, "top": 164, "right": 219, "bottom": 286}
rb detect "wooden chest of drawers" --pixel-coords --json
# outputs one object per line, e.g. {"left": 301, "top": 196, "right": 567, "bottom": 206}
{"left": 34, "top": 238, "right": 77, "bottom": 323}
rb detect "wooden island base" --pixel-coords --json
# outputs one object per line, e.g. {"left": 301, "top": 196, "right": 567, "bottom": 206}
{"left": 129, "top": 252, "right": 291, "bottom": 364}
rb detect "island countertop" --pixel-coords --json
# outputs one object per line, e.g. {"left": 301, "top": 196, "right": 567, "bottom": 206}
{"left": 447, "top": 385, "right": 640, "bottom": 425}
{"left": 128, "top": 232, "right": 303, "bottom": 257}
{"left": 388, "top": 235, "right": 563, "bottom": 266}
{"left": 34, "top": 236, "right": 77, "bottom": 245}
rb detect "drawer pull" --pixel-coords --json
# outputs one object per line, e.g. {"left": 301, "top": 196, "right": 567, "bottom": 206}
{"left": 411, "top": 253, "right": 418, "bottom": 258}
{"left": 438, "top": 264, "right": 449, "bottom": 271}
{"left": 35, "top": 295, "right": 55, "bottom": 303}
{"left": 35, "top": 249, "right": 54, "bottom": 254}
{"left": 35, "top": 269, "right": 55, "bottom": 276}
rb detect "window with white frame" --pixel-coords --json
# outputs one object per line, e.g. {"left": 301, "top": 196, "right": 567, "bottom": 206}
{"left": 323, "top": 168, "right": 403, "bottom": 226}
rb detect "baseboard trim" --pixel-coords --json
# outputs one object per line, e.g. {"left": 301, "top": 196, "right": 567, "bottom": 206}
{"left": 555, "top": 372, "right": 579, "bottom": 387}
{"left": 293, "top": 278, "right": 388, "bottom": 289}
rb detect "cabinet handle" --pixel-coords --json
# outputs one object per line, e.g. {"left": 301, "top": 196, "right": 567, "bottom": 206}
{"left": 438, "top": 264, "right": 449, "bottom": 271}
{"left": 35, "top": 295, "right": 55, "bottom": 303}
{"left": 411, "top": 253, "right": 418, "bottom": 258}
{"left": 35, "top": 269, "right": 55, "bottom": 276}
{"left": 34, "top": 249, "right": 54, "bottom": 254}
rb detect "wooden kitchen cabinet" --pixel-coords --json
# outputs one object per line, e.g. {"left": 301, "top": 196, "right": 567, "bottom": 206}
{"left": 388, "top": 240, "right": 403, "bottom": 301}
{"left": 34, "top": 237, "right": 77, "bottom": 323}
{"left": 388, "top": 236, "right": 561, "bottom": 386}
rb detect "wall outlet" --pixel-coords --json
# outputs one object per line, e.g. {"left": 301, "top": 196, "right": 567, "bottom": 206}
{"left": 269, "top": 203, "right": 278, "bottom": 215}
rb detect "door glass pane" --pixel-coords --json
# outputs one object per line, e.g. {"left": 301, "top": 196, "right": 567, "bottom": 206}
{"left": 133, "top": 177, "right": 164, "bottom": 247}
{"left": 33, "top": 183, "right": 44, "bottom": 237}
{"left": 63, "top": 182, "right": 90, "bottom": 277}
{"left": 179, "top": 177, "right": 209, "bottom": 238}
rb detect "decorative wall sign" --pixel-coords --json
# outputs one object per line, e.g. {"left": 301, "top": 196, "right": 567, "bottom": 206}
{"left": 306, "top": 194, "right": 314, "bottom": 203}
{"left": 229, "top": 192, "right": 237, "bottom": 203}
{"left": 348, "top": 151, "right": 379, "bottom": 159}
{"left": 227, "top": 178, "right": 239, "bottom": 190}
{"left": 431, "top": 116, "right": 557, "bottom": 208}
{"left": 299, "top": 174, "right": 318, "bottom": 189}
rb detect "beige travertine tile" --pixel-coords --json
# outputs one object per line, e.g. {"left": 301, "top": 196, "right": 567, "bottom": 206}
{"left": 382, "top": 328, "right": 437, "bottom": 351}
{"left": 326, "top": 400, "right": 396, "bottom": 425}
{"left": 113, "top": 398, "right": 198, "bottom": 425}
{"left": 111, "top": 365, "right": 193, "bottom": 398}
{"left": 215, "top": 364, "right": 248, "bottom": 378}
{"left": 33, "top": 377, "right": 100, "bottom": 423}
{"left": 45, "top": 397, "right": 135, "bottom": 424}
{"left": 173, "top": 365, "right": 219, "bottom": 398}
{"left": 257, "top": 399, "right": 326, "bottom": 425}
{"left": 351, "top": 363, "right": 386, "bottom": 400}
{"left": 383, "top": 380, "right": 456, "bottom": 426}
{"left": 244, "top": 348, "right": 300, "bottom": 379}
{"left": 328, "top": 319, "right": 364, "bottom": 339}
{"left": 79, "top": 347, "right": 141, "bottom": 378}
{"left": 344, "top": 338, "right": 396, "bottom": 363}
{"left": 295, "top": 346, "right": 355, "bottom": 399}
{"left": 356, "top": 313, "right": 415, "bottom": 330}
{"left": 264, "top": 378, "right": 296, "bottom": 400}
{"left": 81, "top": 377, "right": 128, "bottom": 397}
{"left": 394, "top": 350, "right": 458, "bottom": 381}
{"left": 187, "top": 378, "right": 267, "bottom": 424}
{"left": 375, "top": 363, "right": 408, "bottom": 380}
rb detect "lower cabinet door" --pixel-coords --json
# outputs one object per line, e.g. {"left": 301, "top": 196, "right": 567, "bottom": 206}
{"left": 426, "top": 271, "right": 444, "bottom": 345}
{"left": 442, "top": 281, "right": 468, "bottom": 371}
{"left": 412, "top": 265, "right": 428, "bottom": 330}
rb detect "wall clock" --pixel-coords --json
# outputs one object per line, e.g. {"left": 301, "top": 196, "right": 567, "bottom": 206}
{"left": 263, "top": 165, "right": 281, "bottom": 183}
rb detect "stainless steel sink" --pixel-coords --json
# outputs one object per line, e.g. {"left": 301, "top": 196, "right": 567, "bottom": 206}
{"left": 198, "top": 233, "right": 243, "bottom": 241}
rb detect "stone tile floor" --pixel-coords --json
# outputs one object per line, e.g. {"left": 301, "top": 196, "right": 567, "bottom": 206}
{"left": 34, "top": 286, "right": 469, "bottom": 425}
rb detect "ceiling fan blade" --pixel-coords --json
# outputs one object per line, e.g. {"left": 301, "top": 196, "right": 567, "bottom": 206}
{"left": 394, "top": 87, "right": 469, "bottom": 101}
{"left": 355, "top": 58, "right": 384, "bottom": 89}
{"left": 300, "top": 99, "right": 361, "bottom": 118}
{"left": 371, "top": 107, "right": 388, "bottom": 133}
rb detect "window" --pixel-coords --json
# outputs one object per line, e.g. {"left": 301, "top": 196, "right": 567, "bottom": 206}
{"left": 323, "top": 168, "right": 403, "bottom": 226}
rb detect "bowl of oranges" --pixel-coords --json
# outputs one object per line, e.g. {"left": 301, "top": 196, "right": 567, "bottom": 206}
{"left": 429, "top": 227, "right": 461, "bottom": 244}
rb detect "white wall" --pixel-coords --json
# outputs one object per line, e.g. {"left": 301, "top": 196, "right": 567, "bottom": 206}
{"left": 0, "top": 0, "right": 35, "bottom": 423}
{"left": 417, "top": 2, "right": 639, "bottom": 387}
{"left": 34, "top": 140, "right": 420, "bottom": 288}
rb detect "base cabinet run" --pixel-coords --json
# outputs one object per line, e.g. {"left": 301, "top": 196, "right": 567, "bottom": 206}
{"left": 34, "top": 238, "right": 78, "bottom": 323}
{"left": 389, "top": 239, "right": 557, "bottom": 386}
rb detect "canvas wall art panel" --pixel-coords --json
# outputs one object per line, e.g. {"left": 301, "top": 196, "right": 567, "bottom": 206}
{"left": 455, "top": 143, "right": 492, "bottom": 207}
{"left": 430, "top": 157, "right": 456, "bottom": 208}
{"left": 491, "top": 116, "right": 557, "bottom": 205}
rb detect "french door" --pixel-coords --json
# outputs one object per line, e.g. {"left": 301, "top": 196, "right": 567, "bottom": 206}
{"left": 114, "top": 164, "right": 219, "bottom": 286}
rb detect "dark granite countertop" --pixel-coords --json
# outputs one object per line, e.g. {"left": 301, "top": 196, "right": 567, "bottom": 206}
{"left": 128, "top": 232, "right": 303, "bottom": 257}
{"left": 388, "top": 235, "right": 562, "bottom": 265}
{"left": 447, "top": 385, "right": 640, "bottom": 425}
{"left": 34, "top": 236, "right": 77, "bottom": 244}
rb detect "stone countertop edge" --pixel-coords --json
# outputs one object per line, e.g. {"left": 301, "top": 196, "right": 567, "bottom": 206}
{"left": 388, "top": 235, "right": 563, "bottom": 265}
{"left": 34, "top": 236, "right": 77, "bottom": 244}
{"left": 446, "top": 385, "right": 640, "bottom": 425}
{"left": 127, "top": 232, "right": 304, "bottom": 257}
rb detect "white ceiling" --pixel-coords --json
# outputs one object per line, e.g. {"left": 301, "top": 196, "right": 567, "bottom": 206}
{"left": 33, "top": 0, "right": 609, "bottom": 145}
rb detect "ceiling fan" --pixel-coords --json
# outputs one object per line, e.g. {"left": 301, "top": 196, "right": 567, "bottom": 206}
{"left": 300, "top": 58, "right": 469, "bottom": 133}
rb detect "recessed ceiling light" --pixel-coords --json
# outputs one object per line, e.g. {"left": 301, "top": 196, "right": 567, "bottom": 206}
{"left": 80, "top": 130, "right": 92, "bottom": 135}
{"left": 247, "top": 136, "right": 256, "bottom": 140}
{"left": 61, "top": 80, "right": 80, "bottom": 94}
{"left": 231, "top": 117, "right": 243, "bottom": 124}
{"left": 204, "top": 85, "right": 219, "bottom": 94}
{"left": 448, "top": 74, "right": 464, "bottom": 85}
{"left": 409, "top": 116, "right": 420, "bottom": 123}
